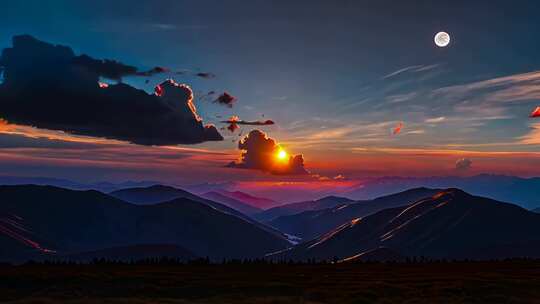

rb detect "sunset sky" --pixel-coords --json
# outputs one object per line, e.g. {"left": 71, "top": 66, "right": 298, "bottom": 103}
{"left": 1, "top": 0, "right": 540, "bottom": 191}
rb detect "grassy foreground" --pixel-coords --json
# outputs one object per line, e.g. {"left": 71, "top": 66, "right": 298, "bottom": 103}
{"left": 1, "top": 260, "right": 540, "bottom": 303}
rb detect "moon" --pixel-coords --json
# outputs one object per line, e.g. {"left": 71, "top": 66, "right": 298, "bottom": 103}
{"left": 434, "top": 32, "right": 450, "bottom": 47}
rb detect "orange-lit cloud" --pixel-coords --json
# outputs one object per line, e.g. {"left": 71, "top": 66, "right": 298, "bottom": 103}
{"left": 519, "top": 123, "right": 540, "bottom": 145}
{"left": 392, "top": 122, "right": 403, "bottom": 135}
{"left": 530, "top": 106, "right": 540, "bottom": 118}
{"left": 227, "top": 129, "right": 308, "bottom": 175}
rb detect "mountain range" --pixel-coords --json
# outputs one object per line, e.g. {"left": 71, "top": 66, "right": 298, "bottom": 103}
{"left": 253, "top": 196, "right": 354, "bottom": 222}
{"left": 201, "top": 191, "right": 262, "bottom": 215}
{"left": 212, "top": 190, "right": 277, "bottom": 209}
{"left": 110, "top": 185, "right": 262, "bottom": 219}
{"left": 0, "top": 185, "right": 290, "bottom": 262}
{"left": 3, "top": 182, "right": 540, "bottom": 263}
{"left": 108, "top": 185, "right": 289, "bottom": 238}
{"left": 266, "top": 188, "right": 440, "bottom": 241}
{"left": 273, "top": 189, "right": 540, "bottom": 261}
{"left": 346, "top": 174, "right": 540, "bottom": 209}
{"left": 3, "top": 174, "right": 540, "bottom": 210}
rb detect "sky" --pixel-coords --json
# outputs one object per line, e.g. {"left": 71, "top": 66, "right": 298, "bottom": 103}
{"left": 1, "top": 0, "right": 540, "bottom": 194}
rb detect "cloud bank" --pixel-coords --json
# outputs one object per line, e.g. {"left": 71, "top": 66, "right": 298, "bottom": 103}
{"left": 0, "top": 35, "right": 222, "bottom": 145}
{"left": 227, "top": 130, "right": 308, "bottom": 175}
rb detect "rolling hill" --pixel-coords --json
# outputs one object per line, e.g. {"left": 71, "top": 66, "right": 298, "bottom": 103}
{"left": 0, "top": 185, "right": 290, "bottom": 262}
{"left": 110, "top": 185, "right": 258, "bottom": 219}
{"left": 254, "top": 196, "right": 354, "bottom": 222}
{"left": 201, "top": 191, "right": 262, "bottom": 215}
{"left": 214, "top": 190, "right": 277, "bottom": 209}
{"left": 109, "top": 184, "right": 289, "bottom": 239}
{"left": 110, "top": 185, "right": 201, "bottom": 205}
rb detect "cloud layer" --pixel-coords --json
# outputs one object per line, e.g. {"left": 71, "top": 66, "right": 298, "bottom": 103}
{"left": 228, "top": 130, "right": 308, "bottom": 175}
{"left": 0, "top": 35, "right": 222, "bottom": 145}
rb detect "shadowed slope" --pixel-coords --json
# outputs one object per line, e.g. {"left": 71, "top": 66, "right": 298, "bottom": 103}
{"left": 267, "top": 188, "right": 439, "bottom": 241}
{"left": 0, "top": 185, "right": 290, "bottom": 262}
{"left": 201, "top": 191, "right": 262, "bottom": 215}
{"left": 273, "top": 189, "right": 540, "bottom": 261}
{"left": 254, "top": 196, "right": 354, "bottom": 222}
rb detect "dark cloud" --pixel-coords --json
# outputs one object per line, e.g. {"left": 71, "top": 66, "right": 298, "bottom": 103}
{"left": 226, "top": 123, "right": 240, "bottom": 133}
{"left": 236, "top": 120, "right": 275, "bottom": 126}
{"left": 227, "top": 129, "right": 308, "bottom": 175}
{"left": 198, "top": 90, "right": 216, "bottom": 102}
{"left": 0, "top": 35, "right": 222, "bottom": 145}
{"left": 220, "top": 115, "right": 275, "bottom": 133}
{"left": 195, "top": 72, "right": 216, "bottom": 79}
{"left": 455, "top": 158, "right": 472, "bottom": 171}
{"left": 214, "top": 92, "right": 237, "bottom": 107}
{"left": 136, "top": 66, "right": 170, "bottom": 77}
{"left": 72, "top": 54, "right": 138, "bottom": 80}
{"left": 72, "top": 55, "right": 170, "bottom": 80}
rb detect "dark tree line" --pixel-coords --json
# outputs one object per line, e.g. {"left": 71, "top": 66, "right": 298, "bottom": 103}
{"left": 2, "top": 256, "right": 538, "bottom": 267}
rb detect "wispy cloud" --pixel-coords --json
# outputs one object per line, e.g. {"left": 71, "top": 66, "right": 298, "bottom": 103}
{"left": 425, "top": 116, "right": 446, "bottom": 123}
{"left": 433, "top": 70, "right": 540, "bottom": 104}
{"left": 381, "top": 64, "right": 440, "bottom": 80}
{"left": 518, "top": 122, "right": 540, "bottom": 145}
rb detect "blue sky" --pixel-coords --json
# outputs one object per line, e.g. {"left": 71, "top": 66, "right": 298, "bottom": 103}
{"left": 1, "top": 0, "right": 540, "bottom": 184}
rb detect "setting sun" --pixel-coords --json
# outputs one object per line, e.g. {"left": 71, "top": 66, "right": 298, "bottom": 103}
{"left": 276, "top": 149, "right": 288, "bottom": 161}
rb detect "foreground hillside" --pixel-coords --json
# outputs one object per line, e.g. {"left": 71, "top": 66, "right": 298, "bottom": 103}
{"left": 1, "top": 261, "right": 539, "bottom": 303}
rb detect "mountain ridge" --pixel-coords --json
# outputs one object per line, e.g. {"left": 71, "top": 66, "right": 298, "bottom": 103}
{"left": 272, "top": 188, "right": 540, "bottom": 261}
{"left": 0, "top": 185, "right": 290, "bottom": 262}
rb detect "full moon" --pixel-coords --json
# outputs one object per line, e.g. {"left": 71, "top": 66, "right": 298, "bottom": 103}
{"left": 434, "top": 32, "right": 450, "bottom": 47}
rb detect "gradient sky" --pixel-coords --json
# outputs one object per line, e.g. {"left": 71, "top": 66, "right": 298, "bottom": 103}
{"left": 1, "top": 0, "right": 540, "bottom": 190}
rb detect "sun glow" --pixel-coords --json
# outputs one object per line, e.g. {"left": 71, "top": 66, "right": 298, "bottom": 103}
{"left": 276, "top": 149, "right": 288, "bottom": 161}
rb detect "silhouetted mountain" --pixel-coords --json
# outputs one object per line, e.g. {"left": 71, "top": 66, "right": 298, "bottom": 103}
{"left": 267, "top": 188, "right": 439, "bottom": 241}
{"left": 201, "top": 191, "right": 262, "bottom": 215}
{"left": 111, "top": 185, "right": 204, "bottom": 205}
{"left": 110, "top": 185, "right": 291, "bottom": 243}
{"left": 214, "top": 190, "right": 277, "bottom": 209}
{"left": 0, "top": 175, "right": 157, "bottom": 193}
{"left": 110, "top": 185, "right": 252, "bottom": 218}
{"left": 182, "top": 182, "right": 235, "bottom": 195}
{"left": 0, "top": 185, "right": 290, "bottom": 262}
{"left": 346, "top": 175, "right": 540, "bottom": 209}
{"left": 273, "top": 189, "right": 540, "bottom": 261}
{"left": 532, "top": 207, "right": 540, "bottom": 214}
{"left": 64, "top": 244, "right": 197, "bottom": 262}
{"left": 254, "top": 196, "right": 354, "bottom": 222}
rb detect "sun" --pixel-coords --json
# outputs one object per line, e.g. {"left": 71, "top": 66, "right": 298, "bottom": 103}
{"left": 276, "top": 149, "right": 288, "bottom": 161}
